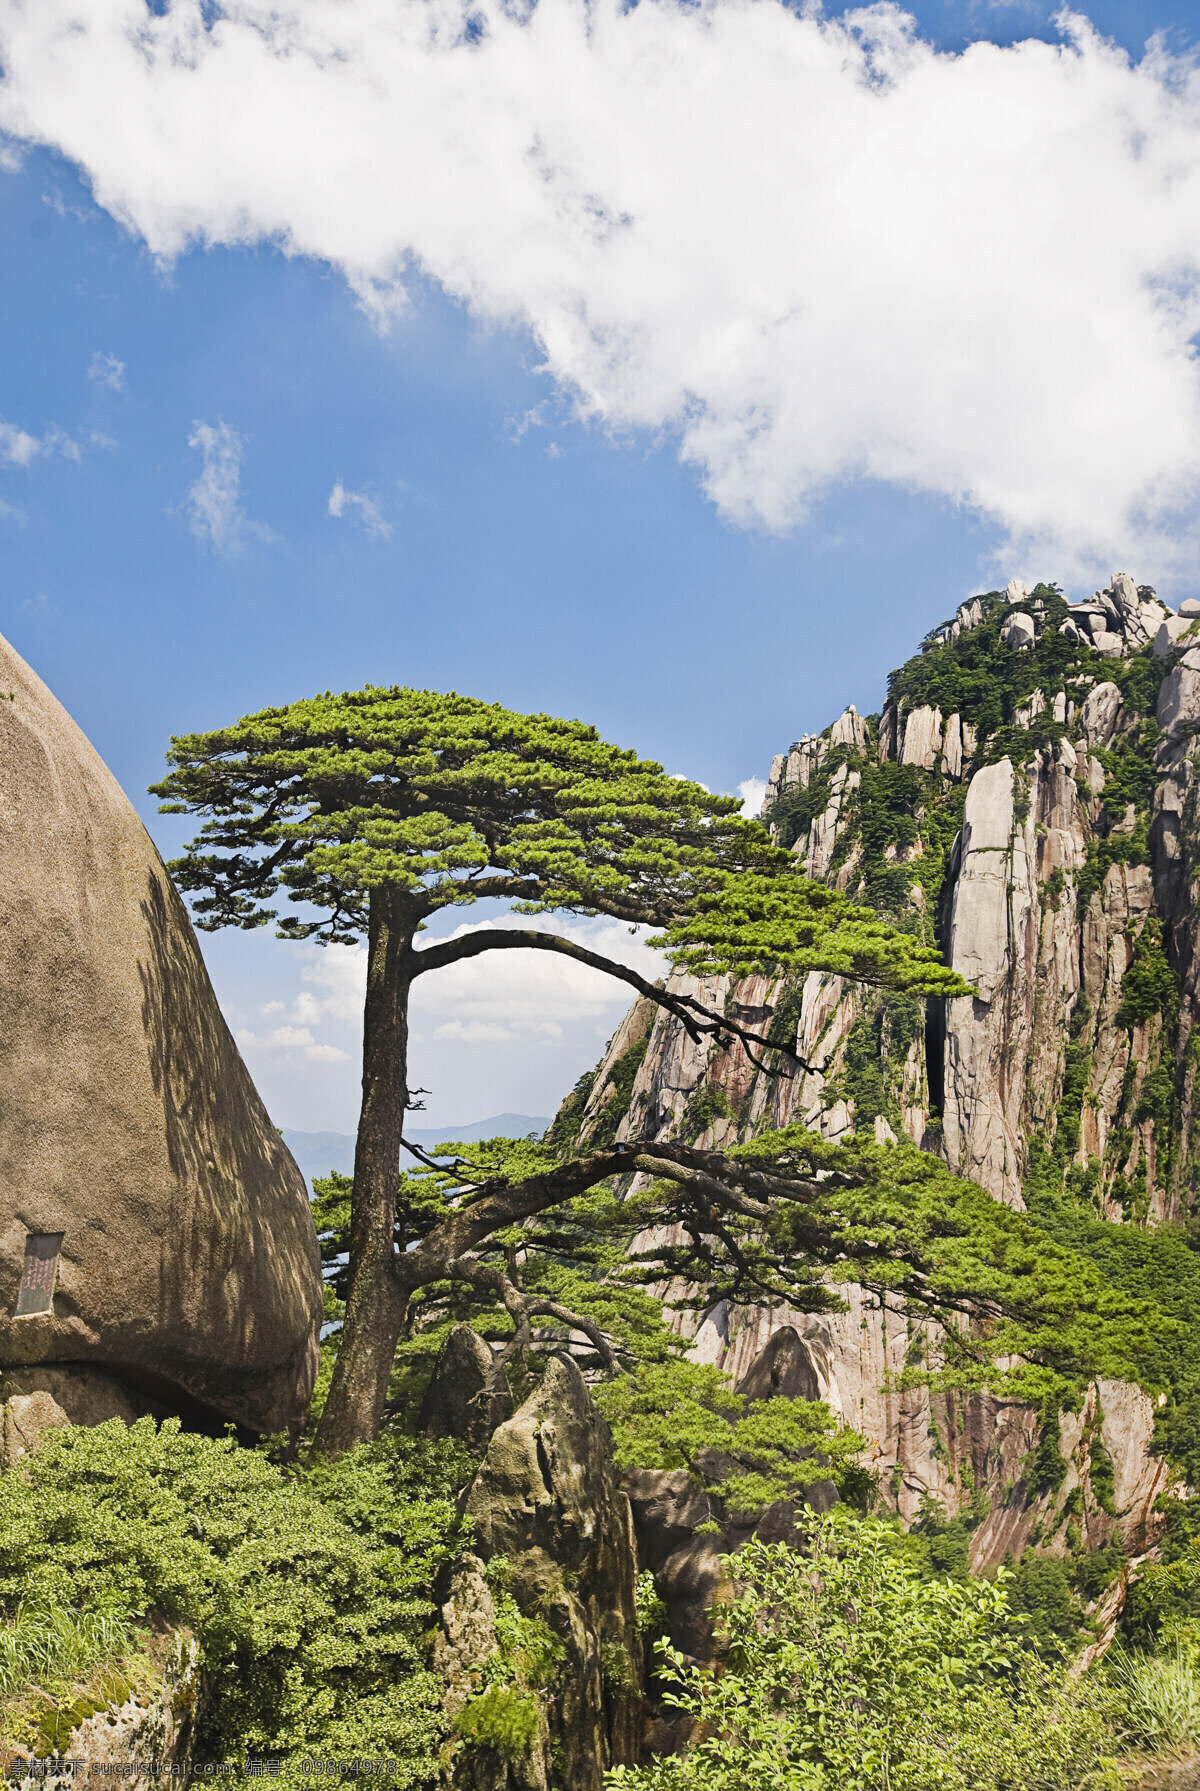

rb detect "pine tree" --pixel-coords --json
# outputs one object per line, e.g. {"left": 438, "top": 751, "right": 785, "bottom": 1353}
{"left": 154, "top": 684, "right": 964, "bottom": 1451}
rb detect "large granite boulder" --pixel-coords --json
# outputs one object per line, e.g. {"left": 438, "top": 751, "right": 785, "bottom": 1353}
{"left": 0, "top": 632, "right": 322, "bottom": 1435}
{"left": 439, "top": 1357, "right": 641, "bottom": 1791}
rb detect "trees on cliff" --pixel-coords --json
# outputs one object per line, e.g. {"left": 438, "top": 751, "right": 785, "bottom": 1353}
{"left": 153, "top": 685, "right": 965, "bottom": 1452}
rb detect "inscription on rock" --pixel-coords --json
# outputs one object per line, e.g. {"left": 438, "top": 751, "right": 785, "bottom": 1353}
{"left": 14, "top": 1232, "right": 63, "bottom": 1317}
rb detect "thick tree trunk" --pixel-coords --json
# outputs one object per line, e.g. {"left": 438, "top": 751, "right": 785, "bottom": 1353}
{"left": 313, "top": 886, "right": 416, "bottom": 1455}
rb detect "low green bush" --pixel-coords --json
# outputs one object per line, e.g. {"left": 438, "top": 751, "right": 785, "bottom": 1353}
{"left": 0, "top": 1417, "right": 471, "bottom": 1780}
{"left": 452, "top": 1684, "right": 541, "bottom": 1761}
{"left": 606, "top": 1513, "right": 1122, "bottom": 1791}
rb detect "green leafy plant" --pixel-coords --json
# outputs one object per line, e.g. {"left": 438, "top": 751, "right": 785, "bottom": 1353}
{"left": 606, "top": 1515, "right": 1122, "bottom": 1791}
{"left": 452, "top": 1684, "right": 540, "bottom": 1761}
{"left": 0, "top": 1417, "right": 468, "bottom": 1779}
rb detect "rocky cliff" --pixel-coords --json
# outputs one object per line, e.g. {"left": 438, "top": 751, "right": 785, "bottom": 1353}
{"left": 556, "top": 574, "right": 1200, "bottom": 1565}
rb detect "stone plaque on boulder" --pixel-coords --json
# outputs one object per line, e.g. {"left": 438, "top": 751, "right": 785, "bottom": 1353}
{"left": 13, "top": 1232, "right": 63, "bottom": 1317}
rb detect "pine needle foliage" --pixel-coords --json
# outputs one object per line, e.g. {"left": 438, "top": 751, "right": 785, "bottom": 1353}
{"left": 317, "top": 1128, "right": 1169, "bottom": 1422}
{"left": 152, "top": 683, "right": 964, "bottom": 995}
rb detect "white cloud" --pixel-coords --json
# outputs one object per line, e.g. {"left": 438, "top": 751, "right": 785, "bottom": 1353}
{"left": 737, "top": 777, "right": 767, "bottom": 818}
{"left": 0, "top": 421, "right": 41, "bottom": 466}
{"left": 258, "top": 915, "right": 664, "bottom": 1064}
{"left": 433, "top": 1018, "right": 564, "bottom": 1043}
{"left": 237, "top": 1021, "right": 351, "bottom": 1063}
{"left": 42, "top": 423, "right": 80, "bottom": 463}
{"left": 328, "top": 480, "right": 392, "bottom": 537}
{"left": 5, "top": 6, "right": 1200, "bottom": 578}
{"left": 186, "top": 419, "right": 270, "bottom": 551}
{"left": 409, "top": 914, "right": 667, "bottom": 1043}
{"left": 301, "top": 943, "right": 368, "bottom": 1026}
{"left": 0, "top": 417, "right": 83, "bottom": 466}
{"left": 88, "top": 350, "right": 125, "bottom": 391}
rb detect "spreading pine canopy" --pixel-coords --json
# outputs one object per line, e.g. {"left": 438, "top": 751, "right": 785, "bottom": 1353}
{"left": 153, "top": 685, "right": 966, "bottom": 997}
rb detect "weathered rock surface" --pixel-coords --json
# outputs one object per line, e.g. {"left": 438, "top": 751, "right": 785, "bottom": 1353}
{"left": 0, "top": 1389, "right": 69, "bottom": 1469}
{"left": 8, "top": 1630, "right": 201, "bottom": 1787}
{"left": 438, "top": 1358, "right": 640, "bottom": 1791}
{"left": 420, "top": 1324, "right": 513, "bottom": 1452}
{"left": 0, "top": 631, "right": 322, "bottom": 1435}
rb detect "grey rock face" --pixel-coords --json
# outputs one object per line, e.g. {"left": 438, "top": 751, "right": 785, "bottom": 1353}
{"left": 440, "top": 1359, "right": 641, "bottom": 1791}
{"left": 0, "top": 631, "right": 322, "bottom": 1435}
{"left": 0, "top": 1363, "right": 170, "bottom": 1427}
{"left": 735, "top": 1326, "right": 821, "bottom": 1404}
{"left": 420, "top": 1325, "right": 513, "bottom": 1452}
{"left": 1081, "top": 681, "right": 1123, "bottom": 747}
{"left": 1000, "top": 612, "right": 1036, "bottom": 650}
{"left": 1155, "top": 616, "right": 1195, "bottom": 658}
{"left": 901, "top": 705, "right": 943, "bottom": 769}
{"left": 27, "top": 1629, "right": 201, "bottom": 1787}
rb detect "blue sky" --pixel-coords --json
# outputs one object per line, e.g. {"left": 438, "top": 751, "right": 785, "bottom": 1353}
{"left": 0, "top": 0, "right": 1197, "bottom": 1131}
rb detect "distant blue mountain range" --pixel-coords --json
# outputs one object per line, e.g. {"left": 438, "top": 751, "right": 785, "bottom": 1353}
{"left": 282, "top": 1114, "right": 551, "bottom": 1184}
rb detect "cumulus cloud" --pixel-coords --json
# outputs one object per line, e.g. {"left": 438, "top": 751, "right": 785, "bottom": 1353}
{"left": 88, "top": 350, "right": 125, "bottom": 391}
{"left": 237, "top": 1019, "right": 350, "bottom": 1063}
{"left": 410, "top": 915, "right": 666, "bottom": 1043}
{"left": 18, "top": 6, "right": 1200, "bottom": 578}
{"left": 0, "top": 417, "right": 82, "bottom": 466}
{"left": 737, "top": 777, "right": 767, "bottom": 818}
{"left": 328, "top": 480, "right": 391, "bottom": 537}
{"left": 186, "top": 419, "right": 270, "bottom": 550}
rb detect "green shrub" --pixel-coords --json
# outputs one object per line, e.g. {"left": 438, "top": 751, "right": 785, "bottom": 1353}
{"left": 680, "top": 1083, "right": 733, "bottom": 1144}
{"left": 0, "top": 1418, "right": 468, "bottom": 1779}
{"left": 593, "top": 1359, "right": 870, "bottom": 1516}
{"left": 606, "top": 1515, "right": 1121, "bottom": 1791}
{"left": 589, "top": 1036, "right": 650, "bottom": 1149}
{"left": 453, "top": 1684, "right": 540, "bottom": 1760}
{"left": 1115, "top": 918, "right": 1179, "bottom": 1031}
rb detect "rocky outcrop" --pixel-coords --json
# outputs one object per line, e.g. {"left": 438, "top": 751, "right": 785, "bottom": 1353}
{"left": 626, "top": 1328, "right": 835, "bottom": 1666}
{"left": 558, "top": 573, "right": 1194, "bottom": 1559}
{"left": 420, "top": 1324, "right": 513, "bottom": 1453}
{"left": 0, "top": 1389, "right": 69, "bottom": 1470}
{"left": 4, "top": 1629, "right": 200, "bottom": 1785}
{"left": 0, "top": 631, "right": 322, "bottom": 1436}
{"left": 437, "top": 1358, "right": 641, "bottom": 1791}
